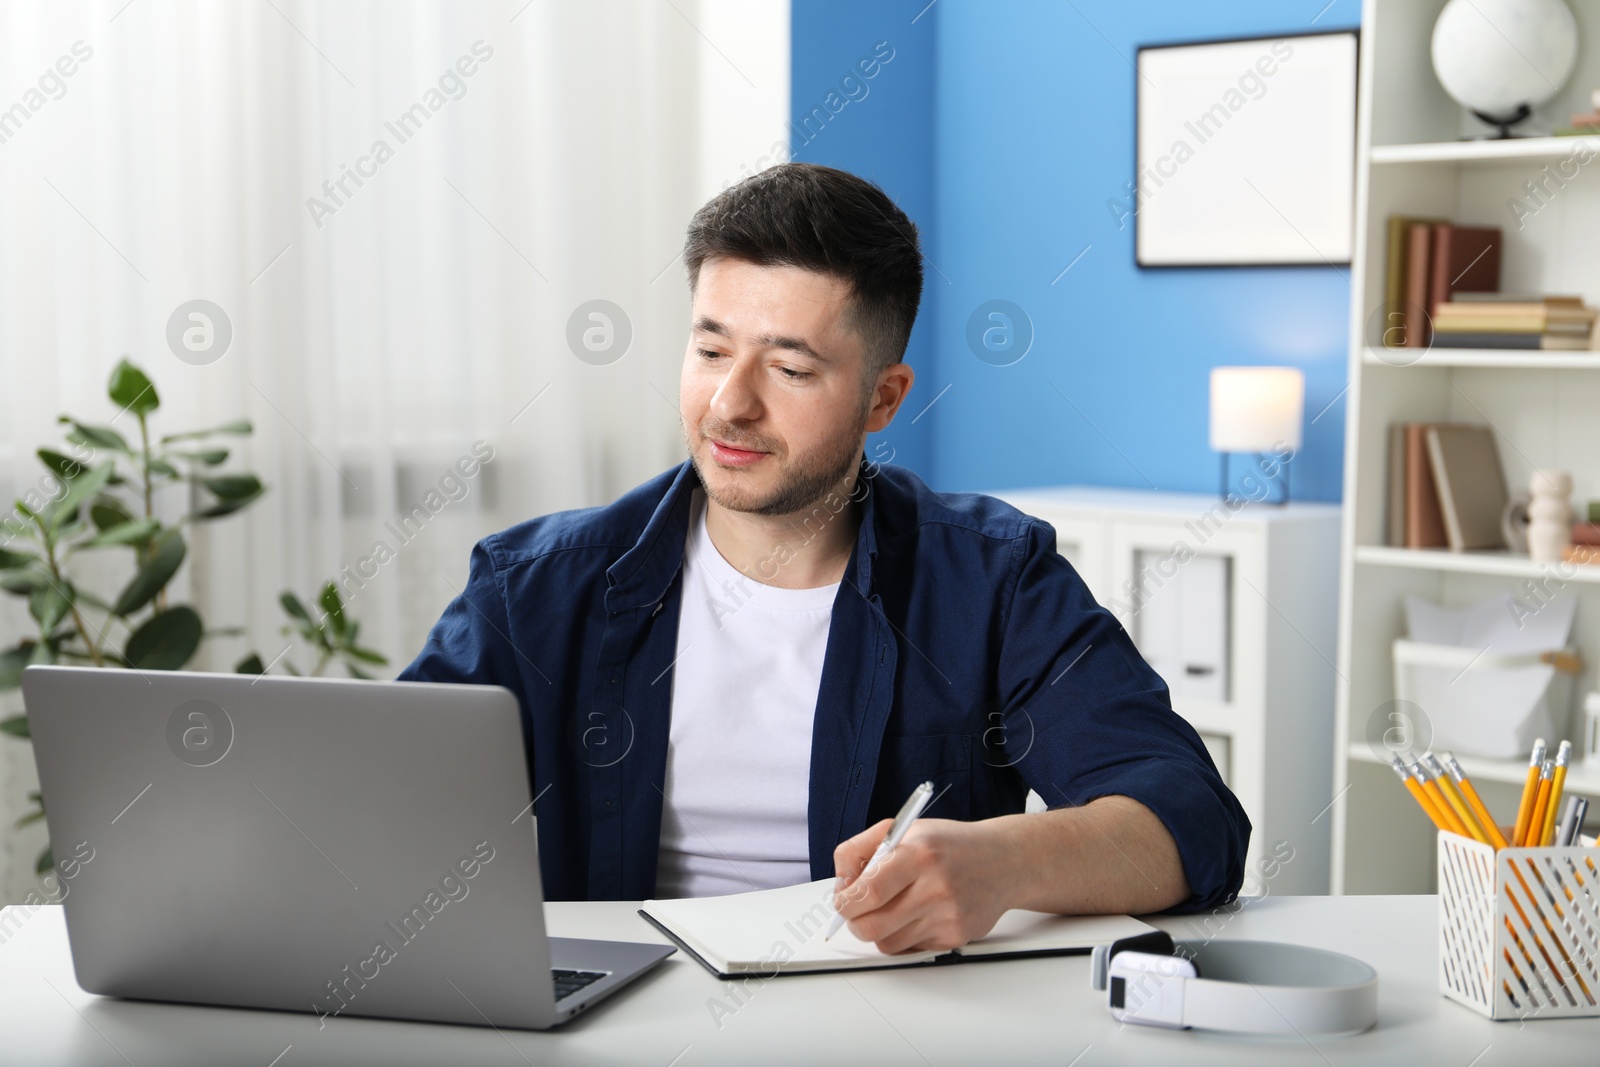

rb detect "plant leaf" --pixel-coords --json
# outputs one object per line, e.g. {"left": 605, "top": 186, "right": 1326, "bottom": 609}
{"left": 77, "top": 517, "right": 161, "bottom": 549}
{"left": 47, "top": 463, "right": 116, "bottom": 533}
{"left": 1, "top": 571, "right": 50, "bottom": 596}
{"left": 318, "top": 581, "right": 348, "bottom": 638}
{"left": 90, "top": 497, "right": 134, "bottom": 531}
{"left": 195, "top": 490, "right": 263, "bottom": 519}
{"left": 343, "top": 645, "right": 388, "bottom": 666}
{"left": 108, "top": 358, "right": 160, "bottom": 416}
{"left": 160, "top": 419, "right": 252, "bottom": 443}
{"left": 203, "top": 474, "right": 264, "bottom": 500}
{"left": 36, "top": 449, "right": 90, "bottom": 482}
{"left": 234, "top": 653, "right": 266, "bottom": 675}
{"left": 172, "top": 448, "right": 229, "bottom": 465}
{"left": 62, "top": 419, "right": 131, "bottom": 454}
{"left": 28, "top": 581, "right": 73, "bottom": 634}
{"left": 0, "top": 643, "right": 34, "bottom": 690}
{"left": 280, "top": 592, "right": 311, "bottom": 624}
{"left": 35, "top": 848, "right": 53, "bottom": 875}
{"left": 148, "top": 457, "right": 180, "bottom": 479}
{"left": 0, "top": 546, "right": 38, "bottom": 569}
{"left": 124, "top": 605, "right": 203, "bottom": 670}
{"left": 111, "top": 528, "right": 186, "bottom": 616}
{"left": 0, "top": 714, "right": 30, "bottom": 738}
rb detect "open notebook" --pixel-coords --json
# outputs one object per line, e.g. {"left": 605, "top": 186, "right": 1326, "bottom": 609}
{"left": 639, "top": 878, "right": 1157, "bottom": 978}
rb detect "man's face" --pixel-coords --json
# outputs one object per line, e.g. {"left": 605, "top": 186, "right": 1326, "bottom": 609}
{"left": 680, "top": 257, "right": 875, "bottom": 517}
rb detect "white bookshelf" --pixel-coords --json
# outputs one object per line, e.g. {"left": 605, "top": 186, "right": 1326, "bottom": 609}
{"left": 1332, "top": 0, "right": 1600, "bottom": 894}
{"left": 993, "top": 488, "right": 1341, "bottom": 896}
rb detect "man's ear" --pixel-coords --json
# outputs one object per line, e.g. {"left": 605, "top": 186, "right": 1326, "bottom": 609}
{"left": 865, "top": 363, "right": 915, "bottom": 433}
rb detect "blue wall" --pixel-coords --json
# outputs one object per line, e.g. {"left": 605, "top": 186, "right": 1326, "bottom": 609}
{"left": 792, "top": 0, "right": 1361, "bottom": 502}
{"left": 789, "top": 1, "right": 938, "bottom": 476}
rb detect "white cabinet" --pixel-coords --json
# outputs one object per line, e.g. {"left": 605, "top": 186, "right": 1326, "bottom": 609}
{"left": 992, "top": 487, "right": 1342, "bottom": 895}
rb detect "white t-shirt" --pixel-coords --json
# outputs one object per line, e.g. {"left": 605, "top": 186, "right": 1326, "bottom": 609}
{"left": 654, "top": 489, "right": 839, "bottom": 898}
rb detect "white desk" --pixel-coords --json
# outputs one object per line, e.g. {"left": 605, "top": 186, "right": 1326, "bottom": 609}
{"left": 2, "top": 894, "right": 1595, "bottom": 1065}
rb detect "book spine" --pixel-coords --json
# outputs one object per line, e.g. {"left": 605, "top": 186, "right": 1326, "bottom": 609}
{"left": 1428, "top": 223, "right": 1454, "bottom": 317}
{"left": 1432, "top": 332, "right": 1542, "bottom": 349}
{"left": 1405, "top": 224, "right": 1433, "bottom": 348}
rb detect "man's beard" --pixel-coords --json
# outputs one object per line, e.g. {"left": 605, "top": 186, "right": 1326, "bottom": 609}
{"left": 684, "top": 415, "right": 864, "bottom": 518}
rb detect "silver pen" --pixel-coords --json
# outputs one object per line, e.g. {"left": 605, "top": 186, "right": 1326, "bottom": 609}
{"left": 824, "top": 780, "right": 935, "bottom": 941}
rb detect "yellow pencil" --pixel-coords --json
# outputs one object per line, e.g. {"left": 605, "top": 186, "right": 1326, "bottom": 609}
{"left": 1425, "top": 753, "right": 1490, "bottom": 845}
{"left": 1442, "top": 752, "right": 1509, "bottom": 849}
{"left": 1412, "top": 758, "right": 1470, "bottom": 838}
{"left": 1390, "top": 755, "right": 1450, "bottom": 831}
{"left": 1541, "top": 741, "right": 1571, "bottom": 847}
{"left": 1526, "top": 760, "right": 1554, "bottom": 849}
{"left": 1512, "top": 739, "right": 1546, "bottom": 847}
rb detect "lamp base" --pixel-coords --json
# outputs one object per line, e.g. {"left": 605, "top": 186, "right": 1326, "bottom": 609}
{"left": 1219, "top": 452, "right": 1290, "bottom": 506}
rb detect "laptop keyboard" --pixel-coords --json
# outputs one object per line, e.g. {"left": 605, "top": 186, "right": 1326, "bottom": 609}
{"left": 552, "top": 968, "right": 608, "bottom": 1002}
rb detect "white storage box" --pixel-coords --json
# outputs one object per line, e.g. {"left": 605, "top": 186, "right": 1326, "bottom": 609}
{"left": 1393, "top": 639, "right": 1579, "bottom": 760}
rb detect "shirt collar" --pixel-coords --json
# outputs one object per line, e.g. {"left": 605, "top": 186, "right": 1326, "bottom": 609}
{"left": 604, "top": 456, "right": 881, "bottom": 614}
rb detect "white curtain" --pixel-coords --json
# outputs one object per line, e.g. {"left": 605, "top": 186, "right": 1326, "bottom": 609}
{"left": 0, "top": 0, "right": 789, "bottom": 901}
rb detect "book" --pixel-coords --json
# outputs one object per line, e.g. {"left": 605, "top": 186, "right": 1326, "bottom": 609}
{"left": 1433, "top": 305, "right": 1596, "bottom": 332}
{"left": 1431, "top": 332, "right": 1595, "bottom": 350}
{"left": 1426, "top": 425, "right": 1509, "bottom": 551}
{"left": 1404, "top": 424, "right": 1447, "bottom": 549}
{"left": 1405, "top": 222, "right": 1434, "bottom": 349}
{"left": 1450, "top": 293, "right": 1584, "bottom": 305}
{"left": 1572, "top": 522, "right": 1600, "bottom": 547}
{"left": 1428, "top": 224, "right": 1501, "bottom": 315}
{"left": 1430, "top": 332, "right": 1542, "bottom": 349}
{"left": 1388, "top": 424, "right": 1406, "bottom": 547}
{"left": 1383, "top": 215, "right": 1443, "bottom": 348}
{"left": 1433, "top": 314, "right": 1547, "bottom": 332}
{"left": 637, "top": 878, "right": 1157, "bottom": 978}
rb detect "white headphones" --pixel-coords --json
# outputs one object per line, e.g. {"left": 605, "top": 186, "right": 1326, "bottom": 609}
{"left": 1091, "top": 931, "right": 1378, "bottom": 1036}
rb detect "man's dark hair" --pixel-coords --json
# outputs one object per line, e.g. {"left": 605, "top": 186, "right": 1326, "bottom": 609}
{"left": 683, "top": 163, "right": 923, "bottom": 379}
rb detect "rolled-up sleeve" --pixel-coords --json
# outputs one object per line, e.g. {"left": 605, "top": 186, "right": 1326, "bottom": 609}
{"left": 998, "top": 519, "right": 1250, "bottom": 911}
{"left": 397, "top": 538, "right": 521, "bottom": 689}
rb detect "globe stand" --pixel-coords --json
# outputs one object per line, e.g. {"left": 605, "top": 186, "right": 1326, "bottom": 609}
{"left": 1469, "top": 103, "right": 1533, "bottom": 140}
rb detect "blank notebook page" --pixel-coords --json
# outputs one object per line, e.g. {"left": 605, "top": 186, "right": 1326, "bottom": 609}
{"left": 640, "top": 878, "right": 1156, "bottom": 975}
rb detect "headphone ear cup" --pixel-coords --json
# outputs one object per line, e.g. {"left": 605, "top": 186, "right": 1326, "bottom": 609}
{"left": 1109, "top": 930, "right": 1176, "bottom": 959}
{"left": 1094, "top": 930, "right": 1176, "bottom": 990}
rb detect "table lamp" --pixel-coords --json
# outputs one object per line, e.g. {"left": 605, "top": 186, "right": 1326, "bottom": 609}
{"left": 1210, "top": 366, "right": 1303, "bottom": 504}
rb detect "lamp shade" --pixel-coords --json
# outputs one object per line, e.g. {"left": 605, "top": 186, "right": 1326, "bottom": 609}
{"left": 1210, "top": 366, "right": 1304, "bottom": 452}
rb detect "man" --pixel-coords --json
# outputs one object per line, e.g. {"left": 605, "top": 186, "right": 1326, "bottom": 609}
{"left": 401, "top": 163, "right": 1248, "bottom": 954}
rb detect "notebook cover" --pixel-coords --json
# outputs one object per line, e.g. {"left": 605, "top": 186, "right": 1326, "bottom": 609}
{"left": 1428, "top": 224, "right": 1501, "bottom": 315}
{"left": 1426, "top": 425, "right": 1509, "bottom": 551}
{"left": 1388, "top": 424, "right": 1407, "bottom": 547}
{"left": 1405, "top": 223, "right": 1433, "bottom": 348}
{"left": 1404, "top": 424, "right": 1447, "bottom": 548}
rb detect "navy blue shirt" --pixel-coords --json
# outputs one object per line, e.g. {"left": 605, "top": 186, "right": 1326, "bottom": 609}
{"left": 399, "top": 459, "right": 1249, "bottom": 910}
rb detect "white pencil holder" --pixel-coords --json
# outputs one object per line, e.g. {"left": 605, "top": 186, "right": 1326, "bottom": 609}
{"left": 1438, "top": 831, "right": 1600, "bottom": 1020}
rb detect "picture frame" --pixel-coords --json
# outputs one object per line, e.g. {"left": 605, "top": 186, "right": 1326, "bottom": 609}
{"left": 1134, "top": 30, "right": 1359, "bottom": 268}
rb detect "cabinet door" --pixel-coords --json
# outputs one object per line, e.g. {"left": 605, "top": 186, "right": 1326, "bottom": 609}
{"left": 1108, "top": 520, "right": 1258, "bottom": 719}
{"left": 1129, "top": 548, "right": 1230, "bottom": 703}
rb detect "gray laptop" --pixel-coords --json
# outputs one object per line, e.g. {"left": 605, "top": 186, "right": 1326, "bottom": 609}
{"left": 21, "top": 665, "right": 673, "bottom": 1029}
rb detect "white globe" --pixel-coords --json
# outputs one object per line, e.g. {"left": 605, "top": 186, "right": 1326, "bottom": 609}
{"left": 1432, "top": 0, "right": 1578, "bottom": 118}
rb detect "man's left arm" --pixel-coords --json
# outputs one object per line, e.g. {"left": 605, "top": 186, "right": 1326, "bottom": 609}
{"left": 833, "top": 519, "right": 1250, "bottom": 952}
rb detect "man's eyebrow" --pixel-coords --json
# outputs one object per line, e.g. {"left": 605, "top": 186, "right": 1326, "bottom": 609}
{"left": 692, "top": 317, "right": 830, "bottom": 364}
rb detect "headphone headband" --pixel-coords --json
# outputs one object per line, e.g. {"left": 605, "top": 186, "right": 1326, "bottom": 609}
{"left": 1092, "top": 932, "right": 1378, "bottom": 1036}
